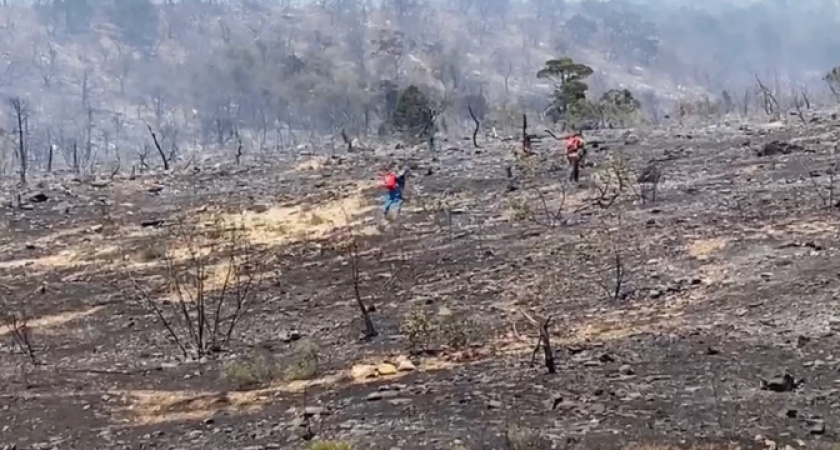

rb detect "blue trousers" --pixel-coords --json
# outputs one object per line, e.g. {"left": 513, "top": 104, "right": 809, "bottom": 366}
{"left": 382, "top": 189, "right": 403, "bottom": 213}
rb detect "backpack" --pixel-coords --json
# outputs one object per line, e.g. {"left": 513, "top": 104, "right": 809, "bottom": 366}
{"left": 381, "top": 173, "right": 397, "bottom": 190}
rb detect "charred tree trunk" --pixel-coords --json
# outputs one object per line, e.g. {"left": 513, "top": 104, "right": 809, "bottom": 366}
{"left": 10, "top": 98, "right": 27, "bottom": 185}
{"left": 46, "top": 130, "right": 53, "bottom": 173}
{"left": 145, "top": 123, "right": 170, "bottom": 170}
{"left": 521, "top": 114, "right": 532, "bottom": 154}
{"left": 468, "top": 104, "right": 480, "bottom": 148}
{"left": 341, "top": 129, "right": 353, "bottom": 152}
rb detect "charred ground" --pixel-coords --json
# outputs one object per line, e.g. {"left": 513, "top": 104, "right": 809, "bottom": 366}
{"left": 2, "top": 116, "right": 840, "bottom": 450}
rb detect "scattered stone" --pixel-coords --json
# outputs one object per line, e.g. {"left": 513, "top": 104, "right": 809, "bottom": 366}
{"left": 249, "top": 202, "right": 271, "bottom": 213}
{"left": 29, "top": 192, "right": 48, "bottom": 203}
{"left": 350, "top": 364, "right": 377, "bottom": 380}
{"left": 387, "top": 398, "right": 412, "bottom": 407}
{"left": 619, "top": 365, "right": 635, "bottom": 376}
{"left": 367, "top": 391, "right": 398, "bottom": 401}
{"left": 377, "top": 363, "right": 398, "bottom": 376}
{"left": 397, "top": 359, "right": 416, "bottom": 372}
{"left": 761, "top": 374, "right": 800, "bottom": 392}
{"left": 486, "top": 400, "right": 502, "bottom": 409}
{"left": 140, "top": 218, "right": 165, "bottom": 228}
{"left": 304, "top": 406, "right": 327, "bottom": 417}
{"left": 756, "top": 140, "right": 803, "bottom": 157}
{"left": 279, "top": 330, "right": 301, "bottom": 342}
{"left": 808, "top": 419, "right": 826, "bottom": 435}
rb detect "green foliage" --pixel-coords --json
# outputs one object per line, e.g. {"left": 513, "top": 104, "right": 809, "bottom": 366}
{"left": 305, "top": 441, "right": 352, "bottom": 450}
{"left": 537, "top": 58, "right": 594, "bottom": 123}
{"left": 222, "top": 350, "right": 279, "bottom": 391}
{"left": 393, "top": 85, "right": 434, "bottom": 139}
{"left": 284, "top": 339, "right": 320, "bottom": 381}
{"left": 503, "top": 425, "right": 553, "bottom": 450}
{"left": 400, "top": 303, "right": 475, "bottom": 350}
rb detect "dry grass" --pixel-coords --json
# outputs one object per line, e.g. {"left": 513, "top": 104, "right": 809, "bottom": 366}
{"left": 209, "top": 193, "right": 378, "bottom": 247}
{"left": 0, "top": 306, "right": 105, "bottom": 337}
{"left": 625, "top": 445, "right": 740, "bottom": 450}
{"left": 686, "top": 237, "right": 730, "bottom": 257}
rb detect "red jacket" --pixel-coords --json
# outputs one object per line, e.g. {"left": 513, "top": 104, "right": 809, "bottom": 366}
{"left": 565, "top": 136, "right": 582, "bottom": 154}
{"left": 380, "top": 173, "right": 397, "bottom": 191}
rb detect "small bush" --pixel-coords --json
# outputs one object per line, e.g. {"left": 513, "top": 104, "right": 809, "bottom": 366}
{"left": 401, "top": 303, "right": 436, "bottom": 349}
{"left": 222, "top": 350, "right": 278, "bottom": 391}
{"left": 305, "top": 440, "right": 353, "bottom": 450}
{"left": 400, "top": 303, "right": 476, "bottom": 351}
{"left": 284, "top": 339, "right": 320, "bottom": 381}
{"left": 503, "top": 425, "right": 552, "bottom": 450}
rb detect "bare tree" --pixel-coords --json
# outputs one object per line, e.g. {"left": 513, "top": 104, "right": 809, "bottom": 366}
{"left": 127, "top": 215, "right": 263, "bottom": 359}
{"left": 145, "top": 123, "right": 170, "bottom": 170}
{"left": 468, "top": 104, "right": 481, "bottom": 148}
{"left": 9, "top": 97, "right": 28, "bottom": 185}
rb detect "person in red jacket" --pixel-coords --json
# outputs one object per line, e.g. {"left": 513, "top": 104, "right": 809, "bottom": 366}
{"left": 378, "top": 166, "right": 408, "bottom": 217}
{"left": 564, "top": 132, "right": 585, "bottom": 182}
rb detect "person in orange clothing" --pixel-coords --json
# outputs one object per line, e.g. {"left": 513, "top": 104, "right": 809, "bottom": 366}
{"left": 564, "top": 131, "right": 586, "bottom": 182}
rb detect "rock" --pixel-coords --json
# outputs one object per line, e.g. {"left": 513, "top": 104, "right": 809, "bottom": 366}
{"left": 706, "top": 346, "right": 721, "bottom": 355}
{"left": 808, "top": 419, "right": 826, "bottom": 435}
{"left": 397, "top": 359, "right": 416, "bottom": 372}
{"left": 387, "top": 398, "right": 412, "bottom": 406}
{"left": 377, "top": 363, "right": 398, "bottom": 376}
{"left": 29, "top": 192, "right": 48, "bottom": 203}
{"left": 778, "top": 408, "right": 797, "bottom": 418}
{"left": 147, "top": 185, "right": 164, "bottom": 193}
{"left": 279, "top": 330, "right": 301, "bottom": 342}
{"left": 486, "top": 400, "right": 503, "bottom": 409}
{"left": 366, "top": 391, "right": 398, "bottom": 401}
{"left": 756, "top": 140, "right": 803, "bottom": 157}
{"left": 619, "top": 365, "right": 635, "bottom": 376}
{"left": 350, "top": 364, "right": 377, "bottom": 380}
{"left": 140, "top": 219, "right": 165, "bottom": 228}
{"left": 304, "top": 406, "right": 327, "bottom": 417}
{"left": 250, "top": 203, "right": 271, "bottom": 213}
{"left": 761, "top": 374, "right": 799, "bottom": 392}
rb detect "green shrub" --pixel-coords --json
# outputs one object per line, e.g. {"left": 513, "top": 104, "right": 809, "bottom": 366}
{"left": 284, "top": 339, "right": 320, "bottom": 381}
{"left": 304, "top": 440, "right": 352, "bottom": 450}
{"left": 221, "top": 350, "right": 278, "bottom": 391}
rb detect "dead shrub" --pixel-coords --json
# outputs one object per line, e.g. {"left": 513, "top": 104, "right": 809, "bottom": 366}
{"left": 136, "top": 238, "right": 166, "bottom": 262}
{"left": 126, "top": 214, "right": 264, "bottom": 359}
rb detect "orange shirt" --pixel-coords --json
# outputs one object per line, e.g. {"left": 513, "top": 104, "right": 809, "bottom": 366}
{"left": 565, "top": 136, "right": 582, "bottom": 154}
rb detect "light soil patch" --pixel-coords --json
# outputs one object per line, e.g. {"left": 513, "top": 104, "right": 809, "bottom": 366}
{"left": 492, "top": 299, "right": 691, "bottom": 358}
{"left": 110, "top": 358, "right": 450, "bottom": 425}
{"left": 0, "top": 306, "right": 105, "bottom": 337}
{"left": 211, "top": 191, "right": 379, "bottom": 247}
{"left": 686, "top": 237, "right": 730, "bottom": 258}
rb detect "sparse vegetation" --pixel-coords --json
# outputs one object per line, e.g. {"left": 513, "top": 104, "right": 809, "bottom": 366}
{"left": 222, "top": 350, "right": 279, "bottom": 391}
{"left": 5, "top": 1, "right": 840, "bottom": 449}
{"left": 401, "top": 303, "right": 475, "bottom": 351}
{"left": 305, "top": 441, "right": 353, "bottom": 450}
{"left": 126, "top": 214, "right": 264, "bottom": 359}
{"left": 284, "top": 339, "right": 321, "bottom": 381}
